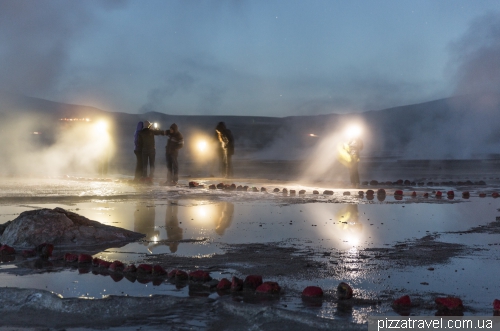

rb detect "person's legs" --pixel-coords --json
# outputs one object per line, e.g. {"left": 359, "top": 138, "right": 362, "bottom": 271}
{"left": 171, "top": 154, "right": 179, "bottom": 183}
{"left": 142, "top": 152, "right": 149, "bottom": 178}
{"left": 149, "top": 152, "right": 156, "bottom": 179}
{"left": 222, "top": 149, "right": 229, "bottom": 178}
{"left": 350, "top": 159, "right": 360, "bottom": 187}
{"left": 134, "top": 151, "right": 143, "bottom": 180}
{"left": 166, "top": 153, "right": 173, "bottom": 183}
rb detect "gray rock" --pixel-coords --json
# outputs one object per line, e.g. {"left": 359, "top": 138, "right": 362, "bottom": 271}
{"left": 0, "top": 207, "right": 144, "bottom": 248}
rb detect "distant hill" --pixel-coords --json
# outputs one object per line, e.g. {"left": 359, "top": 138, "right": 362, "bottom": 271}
{"left": 0, "top": 91, "right": 498, "bottom": 177}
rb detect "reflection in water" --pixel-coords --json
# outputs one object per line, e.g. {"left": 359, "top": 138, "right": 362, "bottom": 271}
{"left": 215, "top": 202, "right": 234, "bottom": 236}
{"left": 188, "top": 202, "right": 234, "bottom": 237}
{"left": 335, "top": 205, "right": 363, "bottom": 246}
{"left": 133, "top": 201, "right": 159, "bottom": 250}
{"left": 166, "top": 201, "right": 183, "bottom": 253}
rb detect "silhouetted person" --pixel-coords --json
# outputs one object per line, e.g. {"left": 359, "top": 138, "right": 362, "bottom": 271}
{"left": 165, "top": 201, "right": 183, "bottom": 253}
{"left": 138, "top": 120, "right": 164, "bottom": 181}
{"left": 133, "top": 201, "right": 159, "bottom": 246}
{"left": 344, "top": 137, "right": 363, "bottom": 188}
{"left": 215, "top": 202, "right": 234, "bottom": 236}
{"left": 163, "top": 123, "right": 184, "bottom": 186}
{"left": 210, "top": 129, "right": 224, "bottom": 177}
{"left": 215, "top": 122, "right": 234, "bottom": 178}
{"left": 133, "top": 121, "right": 144, "bottom": 182}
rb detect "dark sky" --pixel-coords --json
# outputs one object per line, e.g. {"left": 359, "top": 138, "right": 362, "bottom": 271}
{"left": 0, "top": 0, "right": 499, "bottom": 116}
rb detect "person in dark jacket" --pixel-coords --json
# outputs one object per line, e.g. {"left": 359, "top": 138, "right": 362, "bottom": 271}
{"left": 133, "top": 121, "right": 144, "bottom": 182}
{"left": 215, "top": 122, "right": 234, "bottom": 178}
{"left": 163, "top": 123, "right": 184, "bottom": 186}
{"left": 137, "top": 120, "right": 164, "bottom": 181}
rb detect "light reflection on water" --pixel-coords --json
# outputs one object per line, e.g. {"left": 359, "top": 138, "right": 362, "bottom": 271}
{"left": 1, "top": 198, "right": 498, "bottom": 255}
{"left": 0, "top": 197, "right": 499, "bottom": 319}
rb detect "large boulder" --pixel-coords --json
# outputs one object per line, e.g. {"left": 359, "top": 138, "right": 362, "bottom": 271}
{"left": 0, "top": 207, "right": 144, "bottom": 248}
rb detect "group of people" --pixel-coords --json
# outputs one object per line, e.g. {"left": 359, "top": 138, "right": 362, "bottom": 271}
{"left": 133, "top": 121, "right": 234, "bottom": 185}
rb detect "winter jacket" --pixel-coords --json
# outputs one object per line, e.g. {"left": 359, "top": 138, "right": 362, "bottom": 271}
{"left": 134, "top": 121, "right": 144, "bottom": 152}
{"left": 138, "top": 128, "right": 164, "bottom": 153}
{"left": 166, "top": 123, "right": 184, "bottom": 156}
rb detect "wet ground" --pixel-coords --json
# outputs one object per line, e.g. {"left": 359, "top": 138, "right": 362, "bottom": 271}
{"left": 1, "top": 172, "right": 500, "bottom": 330}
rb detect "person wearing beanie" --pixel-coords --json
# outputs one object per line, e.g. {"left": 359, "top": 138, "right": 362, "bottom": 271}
{"left": 163, "top": 123, "right": 184, "bottom": 186}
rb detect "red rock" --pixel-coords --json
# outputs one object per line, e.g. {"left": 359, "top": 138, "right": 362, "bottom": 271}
{"left": 189, "top": 181, "right": 199, "bottom": 187}
{"left": 124, "top": 264, "right": 137, "bottom": 273}
{"left": 337, "top": 282, "right": 353, "bottom": 300}
{"left": 208, "top": 184, "right": 216, "bottom": 190}
{"left": 411, "top": 191, "right": 417, "bottom": 197}
{"left": 312, "top": 190, "right": 319, "bottom": 194}
{"left": 0, "top": 244, "right": 15, "bottom": 255}
{"left": 22, "top": 250, "right": 36, "bottom": 258}
{"left": 109, "top": 261, "right": 125, "bottom": 272}
{"left": 243, "top": 275, "right": 263, "bottom": 289}
{"left": 394, "top": 190, "right": 404, "bottom": 196}
{"left": 256, "top": 281, "right": 281, "bottom": 294}
{"left": 423, "top": 193, "right": 429, "bottom": 198}
{"left": 175, "top": 270, "right": 188, "bottom": 281}
{"left": 323, "top": 190, "right": 333, "bottom": 195}
{"left": 492, "top": 192, "right": 499, "bottom": 198}
{"left": 217, "top": 278, "right": 231, "bottom": 290}
{"left": 231, "top": 276, "right": 243, "bottom": 291}
{"left": 167, "top": 269, "right": 178, "bottom": 279}
{"left": 99, "top": 260, "right": 112, "bottom": 268}
{"left": 137, "top": 264, "right": 153, "bottom": 274}
{"left": 343, "top": 191, "right": 350, "bottom": 196}
{"left": 435, "top": 191, "right": 442, "bottom": 197}
{"left": 299, "top": 190, "right": 306, "bottom": 195}
{"left": 393, "top": 295, "right": 412, "bottom": 307}
{"left": 302, "top": 286, "right": 323, "bottom": 298}
{"left": 78, "top": 254, "right": 93, "bottom": 264}
{"left": 261, "top": 187, "right": 267, "bottom": 192}
{"left": 273, "top": 188, "right": 280, "bottom": 192}
{"left": 229, "top": 184, "right": 236, "bottom": 190}
{"left": 35, "top": 243, "right": 54, "bottom": 258}
{"left": 152, "top": 264, "right": 167, "bottom": 276}
{"left": 447, "top": 191, "right": 454, "bottom": 197}
{"left": 216, "top": 183, "right": 224, "bottom": 189}
{"left": 396, "top": 179, "right": 403, "bottom": 185}
{"left": 64, "top": 253, "right": 78, "bottom": 262}
{"left": 435, "top": 297, "right": 463, "bottom": 310}
{"left": 189, "top": 270, "right": 212, "bottom": 282}
{"left": 366, "top": 190, "right": 375, "bottom": 195}
{"left": 479, "top": 192, "right": 487, "bottom": 198}
{"left": 493, "top": 299, "right": 500, "bottom": 311}
{"left": 462, "top": 191, "right": 470, "bottom": 198}
{"left": 92, "top": 257, "right": 103, "bottom": 266}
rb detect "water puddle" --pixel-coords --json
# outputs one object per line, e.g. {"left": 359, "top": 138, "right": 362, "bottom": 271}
{"left": 0, "top": 196, "right": 499, "bottom": 319}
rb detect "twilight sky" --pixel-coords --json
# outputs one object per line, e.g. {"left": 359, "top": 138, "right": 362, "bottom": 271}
{"left": 0, "top": 0, "right": 499, "bottom": 116}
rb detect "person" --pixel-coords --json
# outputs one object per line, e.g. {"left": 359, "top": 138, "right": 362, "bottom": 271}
{"left": 137, "top": 120, "right": 164, "bottom": 182}
{"left": 163, "top": 123, "right": 184, "bottom": 186}
{"left": 133, "top": 121, "right": 144, "bottom": 182}
{"left": 210, "top": 129, "right": 224, "bottom": 177}
{"left": 215, "top": 121, "right": 234, "bottom": 178}
{"left": 344, "top": 136, "right": 363, "bottom": 188}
